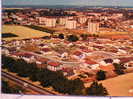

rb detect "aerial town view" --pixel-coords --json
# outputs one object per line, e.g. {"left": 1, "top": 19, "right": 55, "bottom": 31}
{"left": 1, "top": 0, "right": 133, "bottom": 97}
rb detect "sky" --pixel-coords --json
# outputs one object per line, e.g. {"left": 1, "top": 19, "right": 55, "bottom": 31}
{"left": 2, "top": 0, "right": 133, "bottom": 6}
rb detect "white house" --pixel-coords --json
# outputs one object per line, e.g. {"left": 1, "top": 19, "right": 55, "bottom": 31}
{"left": 47, "top": 61, "right": 62, "bottom": 71}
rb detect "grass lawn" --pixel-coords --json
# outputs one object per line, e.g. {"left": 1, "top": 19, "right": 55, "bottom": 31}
{"left": 2, "top": 25, "right": 50, "bottom": 41}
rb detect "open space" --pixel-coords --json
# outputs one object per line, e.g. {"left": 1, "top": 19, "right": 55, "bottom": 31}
{"left": 85, "top": 72, "right": 133, "bottom": 96}
{"left": 2, "top": 25, "right": 50, "bottom": 41}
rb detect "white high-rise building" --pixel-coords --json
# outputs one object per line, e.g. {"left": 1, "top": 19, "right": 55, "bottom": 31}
{"left": 45, "top": 18, "right": 57, "bottom": 27}
{"left": 87, "top": 22, "right": 99, "bottom": 33}
{"left": 65, "top": 20, "right": 77, "bottom": 29}
{"left": 37, "top": 17, "right": 47, "bottom": 25}
{"left": 78, "top": 17, "right": 87, "bottom": 24}
{"left": 59, "top": 17, "right": 68, "bottom": 25}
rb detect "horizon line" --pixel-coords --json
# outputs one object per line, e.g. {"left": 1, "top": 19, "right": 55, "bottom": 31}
{"left": 2, "top": 5, "right": 133, "bottom": 8}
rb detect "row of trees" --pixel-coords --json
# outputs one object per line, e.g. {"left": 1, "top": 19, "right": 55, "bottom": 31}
{"left": 2, "top": 55, "right": 108, "bottom": 96}
{"left": 2, "top": 80, "right": 25, "bottom": 94}
{"left": 2, "top": 55, "right": 84, "bottom": 95}
{"left": 24, "top": 25, "right": 55, "bottom": 34}
{"left": 58, "top": 33, "right": 99, "bottom": 42}
{"left": 39, "top": 9, "right": 76, "bottom": 17}
{"left": 2, "top": 55, "right": 37, "bottom": 78}
{"left": 2, "top": 33, "right": 18, "bottom": 38}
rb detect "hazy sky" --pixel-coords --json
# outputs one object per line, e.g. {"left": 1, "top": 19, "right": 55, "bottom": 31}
{"left": 2, "top": 0, "right": 133, "bottom": 6}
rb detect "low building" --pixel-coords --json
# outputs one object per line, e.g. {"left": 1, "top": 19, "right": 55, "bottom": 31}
{"left": 11, "top": 52, "right": 36, "bottom": 63}
{"left": 47, "top": 61, "right": 62, "bottom": 71}
{"left": 84, "top": 58, "right": 99, "bottom": 69}
{"left": 36, "top": 57, "right": 49, "bottom": 68}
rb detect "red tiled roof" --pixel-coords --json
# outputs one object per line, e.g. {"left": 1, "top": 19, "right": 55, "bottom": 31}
{"left": 82, "top": 77, "right": 95, "bottom": 82}
{"left": 119, "top": 57, "right": 133, "bottom": 63}
{"left": 85, "top": 59, "right": 97, "bottom": 65}
{"left": 99, "top": 64, "right": 115, "bottom": 71}
{"left": 62, "top": 67, "right": 73, "bottom": 72}
{"left": 64, "top": 41, "right": 70, "bottom": 44}
{"left": 74, "top": 41, "right": 82, "bottom": 44}
{"left": 12, "top": 52, "right": 33, "bottom": 57}
{"left": 41, "top": 48, "right": 51, "bottom": 52}
{"left": 48, "top": 61, "right": 61, "bottom": 67}
{"left": 37, "top": 57, "right": 49, "bottom": 62}
{"left": 128, "top": 28, "right": 133, "bottom": 32}
{"left": 93, "top": 45, "right": 104, "bottom": 49}
{"left": 79, "top": 46, "right": 87, "bottom": 49}
{"left": 73, "top": 51, "right": 82, "bottom": 56}
{"left": 82, "top": 49, "right": 92, "bottom": 53}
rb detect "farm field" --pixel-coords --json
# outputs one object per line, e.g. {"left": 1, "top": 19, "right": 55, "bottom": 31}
{"left": 85, "top": 72, "right": 133, "bottom": 96}
{"left": 99, "top": 30, "right": 132, "bottom": 37}
{"left": 2, "top": 25, "right": 50, "bottom": 41}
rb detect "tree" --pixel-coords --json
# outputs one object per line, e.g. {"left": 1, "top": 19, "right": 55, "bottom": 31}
{"left": 86, "top": 81, "right": 108, "bottom": 96}
{"left": 2, "top": 80, "right": 12, "bottom": 93}
{"left": 2, "top": 55, "right": 15, "bottom": 69}
{"left": 39, "top": 69, "right": 57, "bottom": 87}
{"left": 58, "top": 34, "right": 64, "bottom": 39}
{"left": 2, "top": 55, "right": 38, "bottom": 77}
{"left": 69, "top": 78, "right": 85, "bottom": 95}
{"left": 24, "top": 25, "right": 55, "bottom": 34}
{"left": 96, "top": 70, "right": 106, "bottom": 81}
{"left": 52, "top": 77, "right": 85, "bottom": 95}
{"left": 2, "top": 80, "right": 25, "bottom": 94}
{"left": 41, "top": 36, "right": 51, "bottom": 39}
{"left": 29, "top": 63, "right": 40, "bottom": 82}
{"left": 38, "top": 69, "right": 85, "bottom": 95}
{"left": 15, "top": 59, "right": 35, "bottom": 77}
{"left": 67, "top": 35, "right": 79, "bottom": 42}
{"left": 113, "top": 63, "right": 126, "bottom": 75}
{"left": 80, "top": 34, "right": 88, "bottom": 40}
{"left": 51, "top": 76, "right": 70, "bottom": 94}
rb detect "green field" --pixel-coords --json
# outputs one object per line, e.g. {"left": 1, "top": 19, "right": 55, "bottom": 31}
{"left": 2, "top": 25, "right": 50, "bottom": 41}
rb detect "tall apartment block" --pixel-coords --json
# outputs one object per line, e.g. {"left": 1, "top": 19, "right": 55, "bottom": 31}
{"left": 88, "top": 22, "right": 99, "bottom": 33}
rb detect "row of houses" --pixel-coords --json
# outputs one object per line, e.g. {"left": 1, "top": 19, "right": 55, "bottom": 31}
{"left": 2, "top": 36, "right": 133, "bottom": 79}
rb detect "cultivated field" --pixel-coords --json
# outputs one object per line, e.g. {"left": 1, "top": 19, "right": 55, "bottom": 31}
{"left": 2, "top": 25, "right": 50, "bottom": 41}
{"left": 99, "top": 30, "right": 132, "bottom": 37}
{"left": 85, "top": 72, "right": 133, "bottom": 96}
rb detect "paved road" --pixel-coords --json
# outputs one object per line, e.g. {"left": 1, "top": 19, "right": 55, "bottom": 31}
{"left": 2, "top": 71, "right": 57, "bottom": 95}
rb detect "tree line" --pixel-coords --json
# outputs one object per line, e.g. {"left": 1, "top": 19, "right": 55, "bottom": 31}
{"left": 24, "top": 25, "right": 56, "bottom": 34}
{"left": 2, "top": 55, "right": 108, "bottom": 96}
{"left": 2, "top": 80, "right": 25, "bottom": 94}
{"left": 58, "top": 33, "right": 99, "bottom": 42}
